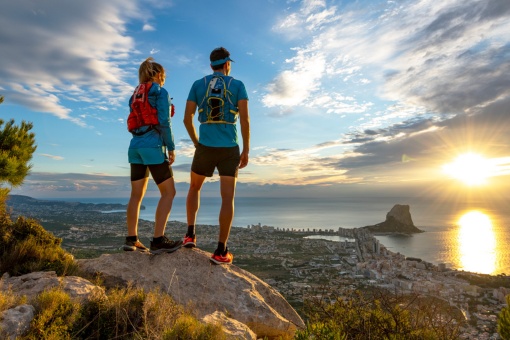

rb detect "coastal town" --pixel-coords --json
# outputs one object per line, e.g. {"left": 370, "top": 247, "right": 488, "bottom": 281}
{"left": 6, "top": 195, "right": 510, "bottom": 340}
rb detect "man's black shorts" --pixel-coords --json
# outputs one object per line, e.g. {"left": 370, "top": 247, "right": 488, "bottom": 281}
{"left": 191, "top": 144, "right": 240, "bottom": 177}
{"left": 130, "top": 161, "right": 173, "bottom": 184}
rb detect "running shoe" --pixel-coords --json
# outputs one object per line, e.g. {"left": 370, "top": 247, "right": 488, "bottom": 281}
{"left": 210, "top": 247, "right": 234, "bottom": 265}
{"left": 150, "top": 236, "right": 183, "bottom": 254}
{"left": 122, "top": 239, "right": 149, "bottom": 252}
{"left": 183, "top": 234, "right": 196, "bottom": 248}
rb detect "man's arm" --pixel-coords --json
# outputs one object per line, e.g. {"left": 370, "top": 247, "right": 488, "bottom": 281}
{"left": 183, "top": 100, "right": 199, "bottom": 146}
{"left": 238, "top": 99, "right": 250, "bottom": 169}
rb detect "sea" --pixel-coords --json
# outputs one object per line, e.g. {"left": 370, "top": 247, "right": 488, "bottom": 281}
{"left": 56, "top": 196, "right": 510, "bottom": 276}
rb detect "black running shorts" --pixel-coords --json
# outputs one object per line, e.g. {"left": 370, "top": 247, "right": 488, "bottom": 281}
{"left": 130, "top": 161, "right": 173, "bottom": 184}
{"left": 191, "top": 144, "right": 240, "bottom": 177}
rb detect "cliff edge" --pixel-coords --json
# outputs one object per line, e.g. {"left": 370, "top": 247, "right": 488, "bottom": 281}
{"left": 77, "top": 248, "right": 304, "bottom": 339}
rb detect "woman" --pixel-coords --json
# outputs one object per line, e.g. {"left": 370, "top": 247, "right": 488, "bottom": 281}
{"left": 123, "top": 57, "right": 182, "bottom": 254}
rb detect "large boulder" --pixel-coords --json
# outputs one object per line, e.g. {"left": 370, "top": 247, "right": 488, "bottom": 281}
{"left": 0, "top": 271, "right": 104, "bottom": 301}
{"left": 77, "top": 248, "right": 304, "bottom": 339}
{"left": 365, "top": 204, "right": 423, "bottom": 234}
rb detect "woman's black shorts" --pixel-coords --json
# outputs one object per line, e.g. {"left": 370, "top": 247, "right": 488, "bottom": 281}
{"left": 130, "top": 161, "right": 173, "bottom": 184}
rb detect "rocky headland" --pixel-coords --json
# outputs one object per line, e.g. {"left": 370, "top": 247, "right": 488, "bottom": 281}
{"left": 363, "top": 204, "right": 423, "bottom": 234}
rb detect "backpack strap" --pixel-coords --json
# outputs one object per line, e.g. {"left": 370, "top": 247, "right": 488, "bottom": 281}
{"left": 198, "top": 75, "right": 238, "bottom": 124}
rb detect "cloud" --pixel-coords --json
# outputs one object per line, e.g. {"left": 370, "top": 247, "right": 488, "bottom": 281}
{"left": 266, "top": 0, "right": 510, "bottom": 115}
{"left": 0, "top": 0, "right": 143, "bottom": 124}
{"left": 40, "top": 154, "right": 64, "bottom": 161}
{"left": 251, "top": 143, "right": 350, "bottom": 185}
{"left": 257, "top": 0, "right": 510, "bottom": 187}
{"left": 273, "top": 0, "right": 339, "bottom": 36}
{"left": 8, "top": 171, "right": 401, "bottom": 199}
{"left": 143, "top": 23, "right": 155, "bottom": 31}
{"left": 262, "top": 47, "right": 326, "bottom": 107}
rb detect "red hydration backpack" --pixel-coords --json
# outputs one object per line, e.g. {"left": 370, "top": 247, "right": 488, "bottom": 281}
{"left": 127, "top": 82, "right": 158, "bottom": 133}
{"left": 127, "top": 82, "right": 175, "bottom": 135}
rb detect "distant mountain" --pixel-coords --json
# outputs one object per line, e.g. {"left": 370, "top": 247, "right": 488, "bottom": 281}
{"left": 6, "top": 195, "right": 138, "bottom": 212}
{"left": 364, "top": 204, "right": 423, "bottom": 234}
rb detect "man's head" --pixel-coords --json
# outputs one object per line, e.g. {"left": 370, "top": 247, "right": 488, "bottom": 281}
{"left": 210, "top": 47, "right": 233, "bottom": 74}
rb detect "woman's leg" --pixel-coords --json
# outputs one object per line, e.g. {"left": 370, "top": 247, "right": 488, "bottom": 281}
{"left": 127, "top": 177, "right": 149, "bottom": 236}
{"left": 153, "top": 177, "right": 176, "bottom": 237}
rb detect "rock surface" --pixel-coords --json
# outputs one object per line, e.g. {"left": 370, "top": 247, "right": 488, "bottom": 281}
{"left": 77, "top": 248, "right": 304, "bottom": 339}
{"left": 0, "top": 272, "right": 104, "bottom": 339}
{"left": 202, "top": 311, "right": 257, "bottom": 340}
{"left": 0, "top": 271, "right": 104, "bottom": 301}
{"left": 0, "top": 304, "right": 35, "bottom": 340}
{"left": 364, "top": 204, "right": 423, "bottom": 234}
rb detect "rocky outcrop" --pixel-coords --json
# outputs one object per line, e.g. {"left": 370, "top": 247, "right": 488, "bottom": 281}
{"left": 364, "top": 204, "right": 423, "bottom": 234}
{"left": 0, "top": 271, "right": 104, "bottom": 301}
{"left": 77, "top": 248, "right": 304, "bottom": 339}
{"left": 0, "top": 271, "right": 104, "bottom": 340}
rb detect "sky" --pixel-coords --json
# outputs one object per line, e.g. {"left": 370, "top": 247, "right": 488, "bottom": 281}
{"left": 1, "top": 0, "right": 510, "bottom": 202}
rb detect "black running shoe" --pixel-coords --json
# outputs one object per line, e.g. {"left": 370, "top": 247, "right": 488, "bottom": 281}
{"left": 150, "top": 235, "right": 183, "bottom": 254}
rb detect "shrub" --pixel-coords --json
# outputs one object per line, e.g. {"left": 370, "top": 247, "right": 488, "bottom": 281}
{"left": 0, "top": 216, "right": 77, "bottom": 276}
{"left": 498, "top": 295, "right": 510, "bottom": 339}
{"left": 296, "top": 288, "right": 462, "bottom": 340}
{"left": 163, "top": 314, "right": 225, "bottom": 340}
{"left": 0, "top": 290, "right": 26, "bottom": 314}
{"left": 73, "top": 285, "right": 220, "bottom": 340}
{"left": 23, "top": 288, "right": 81, "bottom": 340}
{"left": 75, "top": 285, "right": 146, "bottom": 339}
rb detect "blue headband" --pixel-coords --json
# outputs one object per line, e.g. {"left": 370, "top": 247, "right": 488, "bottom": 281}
{"left": 210, "top": 57, "right": 233, "bottom": 66}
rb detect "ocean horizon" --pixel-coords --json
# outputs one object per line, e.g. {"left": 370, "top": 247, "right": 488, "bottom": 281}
{"left": 50, "top": 196, "right": 510, "bottom": 276}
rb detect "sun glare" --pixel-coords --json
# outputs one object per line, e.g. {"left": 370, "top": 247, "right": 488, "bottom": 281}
{"left": 442, "top": 153, "right": 495, "bottom": 186}
{"left": 457, "top": 211, "right": 496, "bottom": 274}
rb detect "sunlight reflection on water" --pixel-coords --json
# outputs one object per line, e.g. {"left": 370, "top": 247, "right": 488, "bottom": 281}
{"left": 455, "top": 211, "right": 497, "bottom": 274}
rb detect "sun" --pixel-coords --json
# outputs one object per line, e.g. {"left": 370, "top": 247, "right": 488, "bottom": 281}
{"left": 442, "top": 152, "right": 495, "bottom": 186}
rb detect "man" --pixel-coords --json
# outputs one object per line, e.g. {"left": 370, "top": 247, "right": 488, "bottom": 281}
{"left": 183, "top": 47, "right": 250, "bottom": 264}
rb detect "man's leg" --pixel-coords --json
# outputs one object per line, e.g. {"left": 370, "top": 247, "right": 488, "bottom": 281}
{"left": 127, "top": 177, "right": 149, "bottom": 237}
{"left": 186, "top": 171, "right": 207, "bottom": 226}
{"left": 218, "top": 175, "right": 237, "bottom": 245}
{"left": 153, "top": 177, "right": 176, "bottom": 237}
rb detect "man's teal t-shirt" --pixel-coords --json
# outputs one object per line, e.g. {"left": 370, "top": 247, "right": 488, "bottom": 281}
{"left": 187, "top": 72, "right": 248, "bottom": 147}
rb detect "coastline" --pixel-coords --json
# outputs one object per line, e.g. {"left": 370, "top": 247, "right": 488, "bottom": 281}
{"left": 7, "top": 194, "right": 510, "bottom": 275}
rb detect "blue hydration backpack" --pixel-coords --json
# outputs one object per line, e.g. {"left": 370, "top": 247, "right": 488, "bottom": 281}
{"left": 198, "top": 75, "right": 238, "bottom": 124}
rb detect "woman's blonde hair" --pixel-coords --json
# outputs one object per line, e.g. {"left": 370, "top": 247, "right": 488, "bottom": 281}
{"left": 138, "top": 57, "right": 165, "bottom": 83}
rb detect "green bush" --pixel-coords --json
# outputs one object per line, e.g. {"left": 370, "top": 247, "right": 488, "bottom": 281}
{"left": 0, "top": 216, "right": 77, "bottom": 276}
{"left": 295, "top": 321, "right": 347, "bottom": 340}
{"left": 1, "top": 284, "right": 227, "bottom": 340}
{"left": 23, "top": 288, "right": 81, "bottom": 340}
{"left": 73, "top": 285, "right": 222, "bottom": 340}
{"left": 498, "top": 295, "right": 510, "bottom": 339}
{"left": 0, "top": 290, "right": 26, "bottom": 314}
{"left": 163, "top": 314, "right": 225, "bottom": 340}
{"left": 296, "top": 288, "right": 461, "bottom": 340}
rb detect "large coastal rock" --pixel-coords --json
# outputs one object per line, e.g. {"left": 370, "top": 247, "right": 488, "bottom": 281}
{"left": 77, "top": 248, "right": 304, "bottom": 339}
{"left": 364, "top": 204, "right": 423, "bottom": 234}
